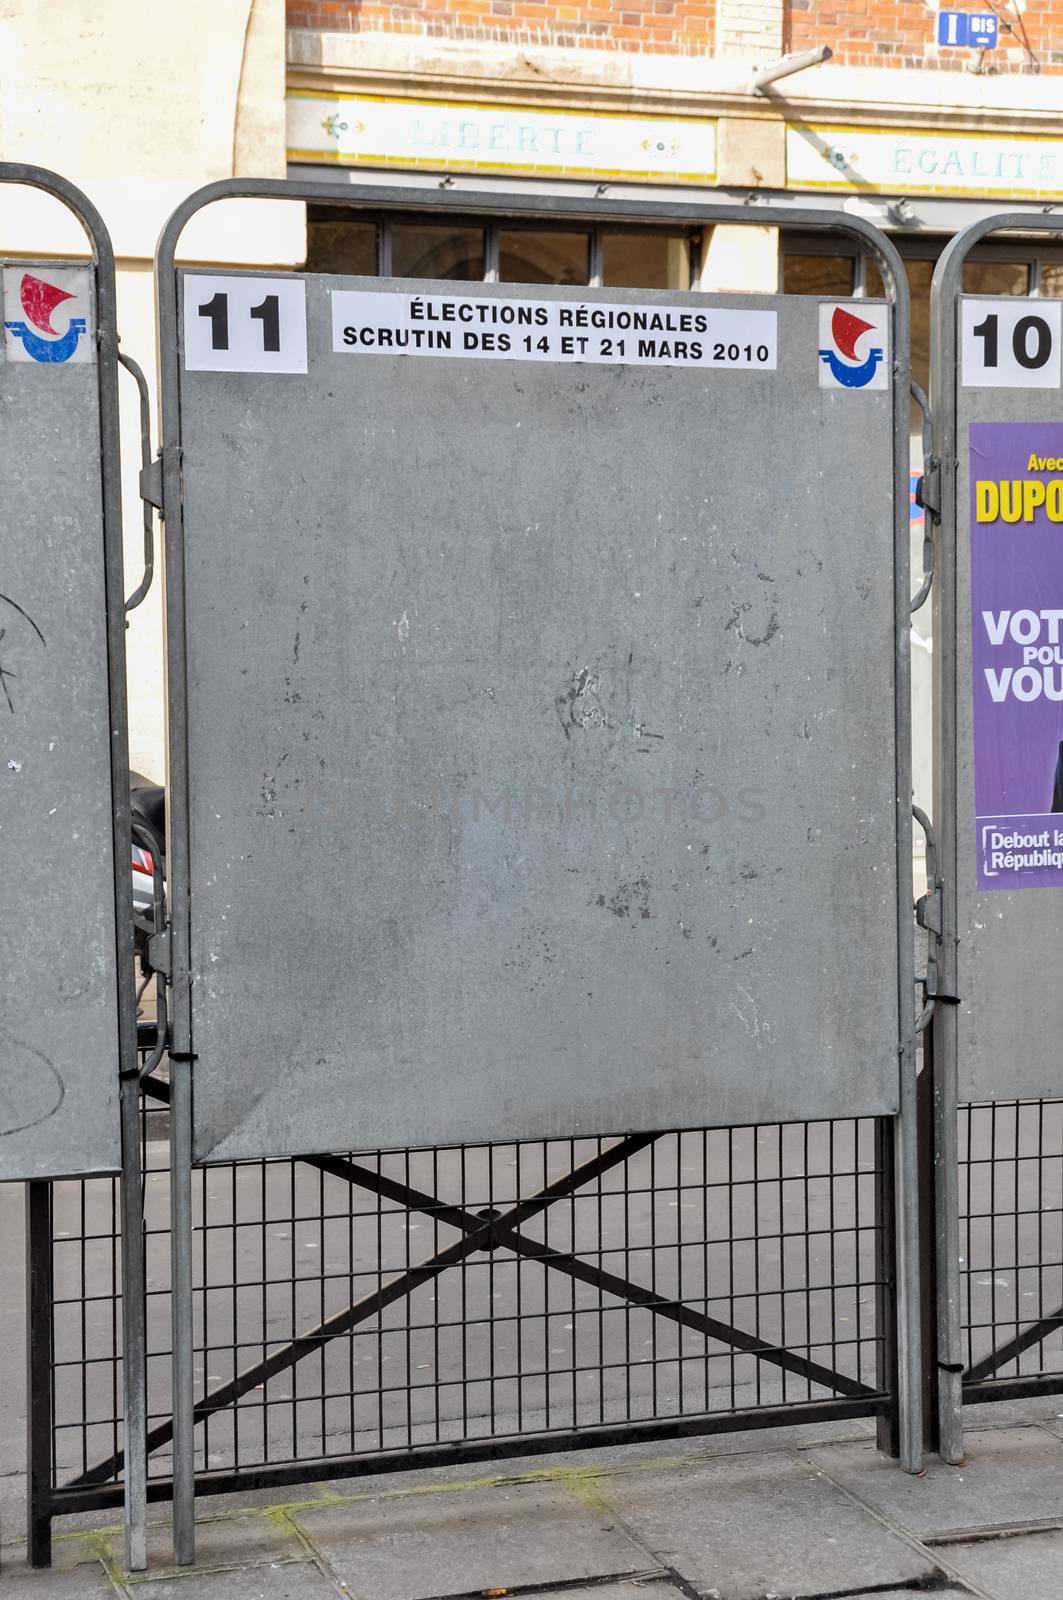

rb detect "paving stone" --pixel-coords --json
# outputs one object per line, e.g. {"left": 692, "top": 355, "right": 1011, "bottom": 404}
{"left": 47, "top": 1532, "right": 104, "bottom": 1571}
{"left": 596, "top": 1453, "right": 935, "bottom": 1599}
{"left": 938, "top": 1529, "right": 1063, "bottom": 1600}
{"left": 0, "top": 1469, "right": 26, "bottom": 1545}
{"left": 1, "top": 1532, "right": 104, "bottom": 1574}
{"left": 138, "top": 1558, "right": 330, "bottom": 1598}
{"left": 690, "top": 1418, "right": 877, "bottom": 1457}
{"left": 279, "top": 1420, "right": 876, "bottom": 1512}
{"left": 964, "top": 1396, "right": 1063, "bottom": 1432}
{"left": 295, "top": 1478, "right": 651, "bottom": 1600}
{"left": 806, "top": 1425, "right": 1063, "bottom": 1535}
{"left": 0, "top": 1553, "right": 117, "bottom": 1596}
{"left": 108, "top": 1511, "right": 301, "bottom": 1578}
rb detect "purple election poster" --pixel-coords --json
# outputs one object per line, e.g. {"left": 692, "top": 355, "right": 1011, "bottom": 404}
{"left": 971, "top": 421, "right": 1063, "bottom": 891}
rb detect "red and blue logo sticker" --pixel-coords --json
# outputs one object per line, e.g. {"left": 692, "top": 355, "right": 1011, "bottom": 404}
{"left": 818, "top": 303, "right": 888, "bottom": 391}
{"left": 3, "top": 268, "right": 92, "bottom": 365}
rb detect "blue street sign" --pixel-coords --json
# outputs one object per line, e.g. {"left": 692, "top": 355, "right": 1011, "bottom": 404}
{"left": 937, "top": 9, "right": 999, "bottom": 48}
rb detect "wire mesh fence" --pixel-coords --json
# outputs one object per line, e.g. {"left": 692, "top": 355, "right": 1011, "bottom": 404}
{"left": 959, "top": 1098, "right": 1063, "bottom": 1393}
{"left": 42, "top": 1085, "right": 1063, "bottom": 1533}
{"left": 44, "top": 1093, "right": 892, "bottom": 1510}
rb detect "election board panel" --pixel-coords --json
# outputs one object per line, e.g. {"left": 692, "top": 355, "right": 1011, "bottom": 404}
{"left": 0, "top": 259, "right": 123, "bottom": 1178}
{"left": 172, "top": 271, "right": 904, "bottom": 1164}
{"left": 955, "top": 295, "right": 1063, "bottom": 1104}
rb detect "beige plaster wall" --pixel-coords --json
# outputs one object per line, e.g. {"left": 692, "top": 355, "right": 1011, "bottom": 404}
{"left": 0, "top": 0, "right": 302, "bottom": 779}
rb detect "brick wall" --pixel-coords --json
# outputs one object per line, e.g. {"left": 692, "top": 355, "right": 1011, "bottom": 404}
{"left": 786, "top": 0, "right": 1063, "bottom": 74}
{"left": 286, "top": 0, "right": 716, "bottom": 56}
{"left": 289, "top": 0, "right": 1063, "bottom": 69}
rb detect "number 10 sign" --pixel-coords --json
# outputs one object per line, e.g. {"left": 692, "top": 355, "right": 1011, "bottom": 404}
{"left": 182, "top": 275, "right": 308, "bottom": 374}
{"left": 962, "top": 299, "right": 1062, "bottom": 389}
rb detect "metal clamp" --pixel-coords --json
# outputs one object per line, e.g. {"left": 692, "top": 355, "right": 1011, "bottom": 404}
{"left": 147, "top": 922, "right": 172, "bottom": 979}
{"left": 916, "top": 885, "right": 941, "bottom": 936}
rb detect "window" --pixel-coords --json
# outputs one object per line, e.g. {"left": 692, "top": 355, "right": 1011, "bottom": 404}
{"left": 782, "top": 254, "right": 854, "bottom": 297}
{"left": 391, "top": 224, "right": 486, "bottom": 281}
{"left": 602, "top": 231, "right": 691, "bottom": 291}
{"left": 962, "top": 261, "right": 1028, "bottom": 296}
{"left": 305, "top": 216, "right": 377, "bottom": 277}
{"left": 499, "top": 229, "right": 589, "bottom": 286}
{"left": 305, "top": 212, "right": 694, "bottom": 291}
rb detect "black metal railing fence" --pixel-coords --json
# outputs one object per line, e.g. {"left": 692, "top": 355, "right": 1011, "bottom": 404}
{"left": 28, "top": 1048, "right": 896, "bottom": 1557}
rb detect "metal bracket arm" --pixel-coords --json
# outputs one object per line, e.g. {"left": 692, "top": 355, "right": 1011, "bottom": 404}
{"left": 119, "top": 352, "right": 159, "bottom": 611}
{"left": 913, "top": 803, "right": 941, "bottom": 1032}
{"left": 911, "top": 383, "right": 937, "bottom": 613}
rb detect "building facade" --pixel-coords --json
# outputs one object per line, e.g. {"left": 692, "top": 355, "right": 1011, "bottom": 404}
{"left": 4, "top": 0, "right": 1063, "bottom": 797}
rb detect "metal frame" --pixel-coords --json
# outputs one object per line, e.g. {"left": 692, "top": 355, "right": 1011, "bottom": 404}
{"left": 0, "top": 165, "right": 145, "bottom": 1571}
{"left": 155, "top": 178, "right": 919, "bottom": 1563}
{"left": 930, "top": 213, "right": 1063, "bottom": 1464}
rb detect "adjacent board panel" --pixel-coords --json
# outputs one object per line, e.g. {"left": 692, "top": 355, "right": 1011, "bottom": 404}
{"left": 0, "top": 259, "right": 122, "bottom": 1178}
{"left": 173, "top": 273, "right": 903, "bottom": 1162}
{"left": 955, "top": 295, "right": 1063, "bottom": 1102}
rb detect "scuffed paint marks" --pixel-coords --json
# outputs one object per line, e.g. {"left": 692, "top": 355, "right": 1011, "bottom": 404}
{"left": 725, "top": 602, "right": 780, "bottom": 648}
{"left": 730, "top": 983, "right": 774, "bottom": 1049}
{"left": 0, "top": 593, "right": 46, "bottom": 715}
{"left": 595, "top": 871, "right": 651, "bottom": 922}
{"left": 556, "top": 666, "right": 607, "bottom": 738}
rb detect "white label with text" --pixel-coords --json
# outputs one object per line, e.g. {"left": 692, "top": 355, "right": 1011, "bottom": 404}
{"left": 330, "top": 290, "right": 777, "bottom": 370}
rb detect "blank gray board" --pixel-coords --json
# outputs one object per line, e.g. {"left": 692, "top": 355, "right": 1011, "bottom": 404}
{"left": 0, "top": 259, "right": 122, "bottom": 1178}
{"left": 172, "top": 272, "right": 903, "bottom": 1163}
{"left": 955, "top": 297, "right": 1063, "bottom": 1103}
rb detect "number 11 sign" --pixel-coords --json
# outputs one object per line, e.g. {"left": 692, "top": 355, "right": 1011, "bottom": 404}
{"left": 182, "top": 275, "right": 308, "bottom": 374}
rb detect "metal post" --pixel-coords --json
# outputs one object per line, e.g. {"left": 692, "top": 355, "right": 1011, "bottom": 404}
{"left": 917, "top": 1028, "right": 941, "bottom": 1453}
{"left": 118, "top": 1077, "right": 147, "bottom": 1570}
{"left": 928, "top": 226, "right": 965, "bottom": 1457}
{"left": 170, "top": 1059, "right": 195, "bottom": 1563}
{"left": 96, "top": 225, "right": 151, "bottom": 1575}
{"left": 884, "top": 255, "right": 923, "bottom": 1475}
{"left": 894, "top": 1059, "right": 923, "bottom": 1472}
{"left": 25, "top": 1182, "right": 54, "bottom": 1569}
{"left": 874, "top": 1116, "right": 900, "bottom": 1458}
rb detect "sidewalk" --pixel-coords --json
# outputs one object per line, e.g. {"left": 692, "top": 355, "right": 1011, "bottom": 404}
{"left": 5, "top": 1400, "right": 1063, "bottom": 1598}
